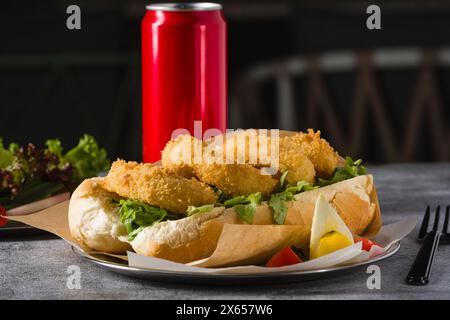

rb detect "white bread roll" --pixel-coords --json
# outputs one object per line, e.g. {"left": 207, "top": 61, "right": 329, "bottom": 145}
{"left": 68, "top": 177, "right": 227, "bottom": 258}
{"left": 68, "top": 175, "right": 381, "bottom": 262}
{"left": 131, "top": 207, "right": 226, "bottom": 263}
{"left": 68, "top": 178, "right": 131, "bottom": 253}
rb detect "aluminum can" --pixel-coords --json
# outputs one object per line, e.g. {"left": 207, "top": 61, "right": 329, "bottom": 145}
{"left": 142, "top": 3, "right": 227, "bottom": 163}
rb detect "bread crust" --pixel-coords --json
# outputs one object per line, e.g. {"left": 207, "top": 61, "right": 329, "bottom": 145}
{"left": 131, "top": 208, "right": 226, "bottom": 263}
{"left": 68, "top": 175, "right": 381, "bottom": 262}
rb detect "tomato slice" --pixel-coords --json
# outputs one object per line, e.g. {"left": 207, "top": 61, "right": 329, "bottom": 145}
{"left": 0, "top": 204, "right": 7, "bottom": 227}
{"left": 266, "top": 246, "right": 302, "bottom": 267}
{"left": 355, "top": 238, "right": 382, "bottom": 252}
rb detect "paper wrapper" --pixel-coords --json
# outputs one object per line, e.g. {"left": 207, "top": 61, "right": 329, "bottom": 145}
{"left": 189, "top": 224, "right": 310, "bottom": 268}
{"left": 4, "top": 200, "right": 128, "bottom": 261}
{"left": 4, "top": 202, "right": 309, "bottom": 266}
{"left": 4, "top": 200, "right": 417, "bottom": 272}
{"left": 128, "top": 218, "right": 417, "bottom": 275}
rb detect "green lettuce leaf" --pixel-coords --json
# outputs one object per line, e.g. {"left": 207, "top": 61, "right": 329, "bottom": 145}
{"left": 0, "top": 138, "right": 14, "bottom": 169}
{"left": 8, "top": 142, "right": 19, "bottom": 153}
{"left": 223, "top": 195, "right": 248, "bottom": 207}
{"left": 269, "top": 180, "right": 317, "bottom": 225}
{"left": 285, "top": 180, "right": 318, "bottom": 194}
{"left": 47, "top": 134, "right": 110, "bottom": 183}
{"left": 45, "top": 139, "right": 63, "bottom": 158}
{"left": 118, "top": 199, "right": 181, "bottom": 241}
{"left": 186, "top": 204, "right": 215, "bottom": 216}
{"left": 268, "top": 157, "right": 366, "bottom": 225}
{"left": 268, "top": 191, "right": 293, "bottom": 225}
{"left": 187, "top": 191, "right": 262, "bottom": 223}
{"left": 275, "top": 170, "right": 289, "bottom": 192}
{"left": 317, "top": 156, "right": 366, "bottom": 186}
{"left": 1, "top": 134, "right": 109, "bottom": 202}
{"left": 234, "top": 192, "right": 262, "bottom": 224}
{"left": 223, "top": 192, "right": 262, "bottom": 224}
{"left": 234, "top": 205, "right": 254, "bottom": 224}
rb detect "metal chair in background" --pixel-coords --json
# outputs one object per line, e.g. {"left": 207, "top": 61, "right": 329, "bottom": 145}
{"left": 232, "top": 48, "right": 450, "bottom": 163}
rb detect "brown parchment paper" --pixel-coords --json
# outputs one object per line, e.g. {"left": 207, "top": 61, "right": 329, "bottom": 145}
{"left": 189, "top": 224, "right": 310, "bottom": 267}
{"left": 6, "top": 201, "right": 72, "bottom": 239}
{"left": 2, "top": 201, "right": 313, "bottom": 267}
{"left": 3, "top": 201, "right": 128, "bottom": 261}
{"left": 1, "top": 178, "right": 383, "bottom": 268}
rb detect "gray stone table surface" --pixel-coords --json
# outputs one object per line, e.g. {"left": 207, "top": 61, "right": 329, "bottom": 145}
{"left": 1, "top": 163, "right": 450, "bottom": 300}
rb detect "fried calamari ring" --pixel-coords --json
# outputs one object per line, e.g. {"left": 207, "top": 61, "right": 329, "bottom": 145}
{"left": 280, "top": 129, "right": 339, "bottom": 178}
{"left": 206, "top": 130, "right": 274, "bottom": 166}
{"left": 278, "top": 150, "right": 316, "bottom": 185}
{"left": 161, "top": 132, "right": 279, "bottom": 196}
{"left": 194, "top": 163, "right": 278, "bottom": 197}
{"left": 214, "top": 130, "right": 317, "bottom": 185}
{"left": 160, "top": 129, "right": 338, "bottom": 194}
{"left": 101, "top": 160, "right": 217, "bottom": 214}
{"left": 161, "top": 134, "right": 204, "bottom": 178}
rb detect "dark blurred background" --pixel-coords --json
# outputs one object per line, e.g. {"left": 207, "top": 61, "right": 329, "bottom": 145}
{"left": 1, "top": 0, "right": 449, "bottom": 163}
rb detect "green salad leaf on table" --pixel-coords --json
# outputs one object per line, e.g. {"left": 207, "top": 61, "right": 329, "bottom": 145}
{"left": 0, "top": 138, "right": 14, "bottom": 169}
{"left": 0, "top": 134, "right": 110, "bottom": 210}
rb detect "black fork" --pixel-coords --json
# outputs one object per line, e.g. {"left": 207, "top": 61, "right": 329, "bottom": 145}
{"left": 406, "top": 205, "right": 450, "bottom": 285}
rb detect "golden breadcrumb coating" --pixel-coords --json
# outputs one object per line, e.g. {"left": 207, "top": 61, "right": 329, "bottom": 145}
{"left": 278, "top": 149, "right": 316, "bottom": 185}
{"left": 194, "top": 163, "right": 278, "bottom": 197}
{"left": 101, "top": 160, "right": 217, "bottom": 214}
{"left": 160, "top": 129, "right": 338, "bottom": 195}
{"left": 206, "top": 130, "right": 274, "bottom": 166}
{"left": 281, "top": 129, "right": 339, "bottom": 178}
{"left": 161, "top": 134, "right": 204, "bottom": 178}
{"left": 215, "top": 130, "right": 317, "bottom": 185}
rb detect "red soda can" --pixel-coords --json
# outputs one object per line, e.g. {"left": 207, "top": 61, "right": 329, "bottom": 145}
{"left": 142, "top": 3, "right": 227, "bottom": 163}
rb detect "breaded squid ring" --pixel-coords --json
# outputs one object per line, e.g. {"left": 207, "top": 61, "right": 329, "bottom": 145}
{"left": 101, "top": 160, "right": 217, "bottom": 214}
{"left": 161, "top": 132, "right": 279, "bottom": 196}
{"left": 162, "top": 131, "right": 274, "bottom": 175}
{"left": 222, "top": 130, "right": 317, "bottom": 184}
{"left": 160, "top": 130, "right": 338, "bottom": 194}
{"left": 280, "top": 129, "right": 339, "bottom": 178}
{"left": 194, "top": 163, "right": 278, "bottom": 197}
{"left": 161, "top": 134, "right": 204, "bottom": 178}
{"left": 278, "top": 151, "right": 316, "bottom": 185}
{"left": 210, "top": 130, "right": 317, "bottom": 185}
{"left": 206, "top": 130, "right": 274, "bottom": 166}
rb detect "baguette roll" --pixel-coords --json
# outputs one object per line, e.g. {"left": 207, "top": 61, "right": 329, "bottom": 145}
{"left": 131, "top": 207, "right": 226, "bottom": 263}
{"left": 68, "top": 178, "right": 131, "bottom": 253}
